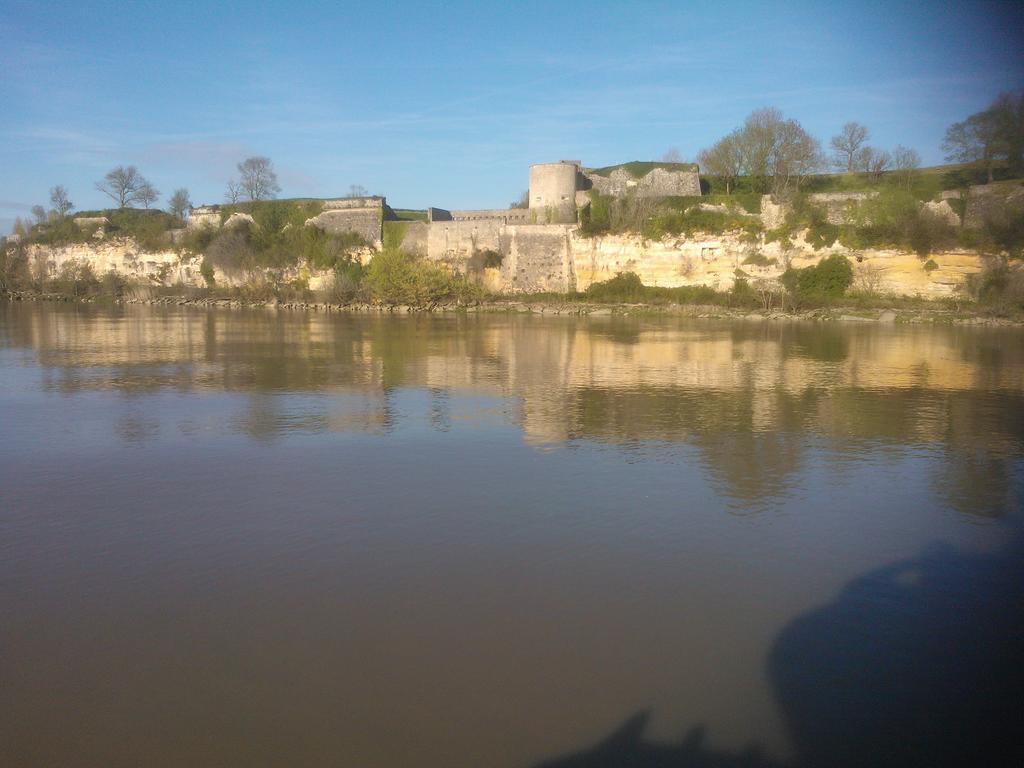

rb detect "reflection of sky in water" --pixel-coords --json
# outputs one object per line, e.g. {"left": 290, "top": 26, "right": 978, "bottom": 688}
{"left": 1, "top": 303, "right": 1022, "bottom": 767}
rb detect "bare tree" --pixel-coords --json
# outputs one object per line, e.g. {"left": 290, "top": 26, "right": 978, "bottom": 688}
{"left": 49, "top": 186, "right": 74, "bottom": 218}
{"left": 856, "top": 147, "right": 891, "bottom": 182}
{"left": 95, "top": 166, "right": 154, "bottom": 208}
{"left": 236, "top": 156, "right": 280, "bottom": 201}
{"left": 753, "top": 278, "right": 784, "bottom": 311}
{"left": 697, "top": 131, "right": 744, "bottom": 194}
{"left": 830, "top": 122, "right": 869, "bottom": 172}
{"left": 853, "top": 262, "right": 886, "bottom": 294}
{"left": 167, "top": 188, "right": 191, "bottom": 222}
{"left": 136, "top": 182, "right": 160, "bottom": 209}
{"left": 31, "top": 205, "right": 47, "bottom": 225}
{"left": 348, "top": 184, "right": 368, "bottom": 198}
{"left": 661, "top": 148, "right": 684, "bottom": 163}
{"left": 225, "top": 180, "right": 243, "bottom": 204}
{"left": 510, "top": 190, "right": 529, "bottom": 209}
{"left": 772, "top": 118, "right": 822, "bottom": 195}
{"left": 891, "top": 145, "right": 921, "bottom": 190}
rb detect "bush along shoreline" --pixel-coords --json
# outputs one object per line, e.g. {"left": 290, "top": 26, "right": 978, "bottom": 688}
{"left": 4, "top": 258, "right": 1022, "bottom": 326}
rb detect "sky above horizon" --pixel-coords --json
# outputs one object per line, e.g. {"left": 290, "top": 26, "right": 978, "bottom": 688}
{"left": 1, "top": 0, "right": 1022, "bottom": 232}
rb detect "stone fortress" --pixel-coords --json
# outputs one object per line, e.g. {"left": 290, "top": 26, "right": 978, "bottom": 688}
{"left": 25, "top": 157, "right": 1013, "bottom": 299}
{"left": 185, "top": 159, "right": 704, "bottom": 293}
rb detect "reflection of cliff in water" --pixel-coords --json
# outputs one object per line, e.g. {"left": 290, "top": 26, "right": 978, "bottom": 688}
{"left": 531, "top": 536, "right": 1024, "bottom": 768}
{"left": 3, "top": 303, "right": 1022, "bottom": 513}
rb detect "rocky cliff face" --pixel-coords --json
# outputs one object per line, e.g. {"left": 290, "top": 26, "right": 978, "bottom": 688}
{"left": 18, "top": 230, "right": 999, "bottom": 300}
{"left": 26, "top": 241, "right": 204, "bottom": 287}
{"left": 569, "top": 230, "right": 990, "bottom": 298}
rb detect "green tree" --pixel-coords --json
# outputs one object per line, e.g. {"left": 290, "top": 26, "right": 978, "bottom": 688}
{"left": 697, "top": 131, "right": 743, "bottom": 194}
{"left": 940, "top": 94, "right": 1022, "bottom": 183}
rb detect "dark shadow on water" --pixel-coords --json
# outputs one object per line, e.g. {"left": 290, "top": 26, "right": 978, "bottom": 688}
{"left": 531, "top": 536, "right": 1024, "bottom": 768}
{"left": 532, "top": 712, "right": 783, "bottom": 768}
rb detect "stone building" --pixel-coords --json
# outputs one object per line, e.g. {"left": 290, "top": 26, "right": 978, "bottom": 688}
{"left": 181, "top": 158, "right": 704, "bottom": 291}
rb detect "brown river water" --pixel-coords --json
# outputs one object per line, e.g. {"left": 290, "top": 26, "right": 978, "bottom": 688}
{"left": 1, "top": 301, "right": 1022, "bottom": 767}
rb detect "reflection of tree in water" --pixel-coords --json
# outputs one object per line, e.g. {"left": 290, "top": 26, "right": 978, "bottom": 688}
{"left": 532, "top": 537, "right": 1024, "bottom": 768}
{"left": 6, "top": 304, "right": 1024, "bottom": 512}
{"left": 568, "top": 386, "right": 808, "bottom": 507}
{"left": 230, "top": 393, "right": 331, "bottom": 443}
{"left": 936, "top": 392, "right": 1024, "bottom": 518}
{"left": 114, "top": 413, "right": 160, "bottom": 444}
{"left": 429, "top": 387, "right": 452, "bottom": 432}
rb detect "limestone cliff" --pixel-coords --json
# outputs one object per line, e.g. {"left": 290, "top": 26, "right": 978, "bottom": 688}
{"left": 15, "top": 230, "right": 1001, "bottom": 300}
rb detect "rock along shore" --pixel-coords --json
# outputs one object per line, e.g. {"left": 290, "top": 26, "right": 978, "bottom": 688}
{"left": 3, "top": 290, "right": 1022, "bottom": 326}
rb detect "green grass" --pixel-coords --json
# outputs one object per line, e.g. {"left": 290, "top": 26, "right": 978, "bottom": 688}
{"left": 389, "top": 209, "right": 428, "bottom": 222}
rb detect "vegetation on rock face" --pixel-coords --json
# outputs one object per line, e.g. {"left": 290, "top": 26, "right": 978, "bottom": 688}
{"left": 782, "top": 254, "right": 854, "bottom": 299}
{"left": 583, "top": 271, "right": 761, "bottom": 308}
{"left": 587, "top": 161, "right": 699, "bottom": 178}
{"left": 361, "top": 248, "right": 480, "bottom": 306}
{"left": 579, "top": 190, "right": 762, "bottom": 239}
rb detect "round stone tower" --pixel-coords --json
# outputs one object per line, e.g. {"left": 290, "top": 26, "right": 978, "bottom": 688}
{"left": 529, "top": 161, "right": 578, "bottom": 223}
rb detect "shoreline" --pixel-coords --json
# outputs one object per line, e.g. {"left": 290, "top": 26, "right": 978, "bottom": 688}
{"left": 3, "top": 290, "right": 1022, "bottom": 326}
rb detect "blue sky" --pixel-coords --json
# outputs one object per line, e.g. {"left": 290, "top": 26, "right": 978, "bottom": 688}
{"left": 1, "top": 0, "right": 1021, "bottom": 231}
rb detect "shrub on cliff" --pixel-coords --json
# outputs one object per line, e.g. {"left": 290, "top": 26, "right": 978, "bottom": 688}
{"left": 966, "top": 261, "right": 1024, "bottom": 313}
{"left": 363, "top": 250, "right": 476, "bottom": 306}
{"left": 50, "top": 259, "right": 100, "bottom": 297}
{"left": 782, "top": 254, "right": 854, "bottom": 299}
{"left": 644, "top": 207, "right": 763, "bottom": 240}
{"left": 585, "top": 272, "right": 646, "bottom": 302}
{"left": 839, "top": 189, "right": 956, "bottom": 256}
{"left": 0, "top": 243, "right": 32, "bottom": 292}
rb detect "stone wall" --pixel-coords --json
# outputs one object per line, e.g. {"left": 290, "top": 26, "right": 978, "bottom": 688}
{"left": 450, "top": 209, "right": 532, "bottom": 223}
{"left": 187, "top": 206, "right": 221, "bottom": 230}
{"left": 305, "top": 207, "right": 383, "bottom": 246}
{"left": 583, "top": 167, "right": 701, "bottom": 198}
{"left": 963, "top": 182, "right": 1024, "bottom": 228}
{"left": 499, "top": 225, "right": 575, "bottom": 293}
{"left": 424, "top": 218, "right": 504, "bottom": 263}
{"left": 805, "top": 192, "right": 873, "bottom": 224}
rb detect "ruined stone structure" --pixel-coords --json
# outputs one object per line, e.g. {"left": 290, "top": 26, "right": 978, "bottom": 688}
{"left": 388, "top": 159, "right": 702, "bottom": 281}
{"left": 188, "top": 197, "right": 387, "bottom": 247}
{"left": 180, "top": 160, "right": 703, "bottom": 282}
{"left": 582, "top": 164, "right": 702, "bottom": 198}
{"left": 304, "top": 197, "right": 386, "bottom": 246}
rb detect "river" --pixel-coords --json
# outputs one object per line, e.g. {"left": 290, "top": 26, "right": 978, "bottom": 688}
{"left": 1, "top": 301, "right": 1022, "bottom": 767}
